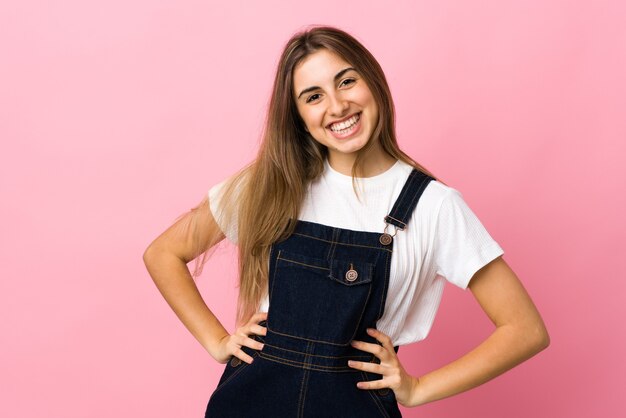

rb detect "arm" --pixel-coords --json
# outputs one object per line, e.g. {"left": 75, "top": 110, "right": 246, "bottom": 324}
{"left": 143, "top": 197, "right": 264, "bottom": 364}
{"left": 409, "top": 255, "right": 550, "bottom": 406}
{"left": 348, "top": 256, "right": 549, "bottom": 407}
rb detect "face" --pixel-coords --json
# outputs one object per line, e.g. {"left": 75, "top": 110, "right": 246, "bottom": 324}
{"left": 292, "top": 49, "right": 379, "bottom": 165}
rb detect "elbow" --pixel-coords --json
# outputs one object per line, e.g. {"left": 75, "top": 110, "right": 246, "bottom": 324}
{"left": 143, "top": 242, "right": 160, "bottom": 267}
{"left": 538, "top": 326, "right": 550, "bottom": 351}
{"left": 143, "top": 245, "right": 152, "bottom": 265}
{"left": 528, "top": 322, "right": 550, "bottom": 354}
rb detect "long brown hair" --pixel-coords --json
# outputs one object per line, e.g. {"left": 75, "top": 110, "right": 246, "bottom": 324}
{"left": 185, "top": 26, "right": 439, "bottom": 326}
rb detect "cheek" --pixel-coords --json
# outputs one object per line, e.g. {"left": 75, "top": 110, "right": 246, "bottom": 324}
{"left": 300, "top": 109, "right": 324, "bottom": 130}
{"left": 360, "top": 91, "right": 378, "bottom": 119}
{"left": 358, "top": 90, "right": 377, "bottom": 108}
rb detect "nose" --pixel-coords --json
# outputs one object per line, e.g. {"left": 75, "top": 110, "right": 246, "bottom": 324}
{"left": 327, "top": 92, "right": 349, "bottom": 117}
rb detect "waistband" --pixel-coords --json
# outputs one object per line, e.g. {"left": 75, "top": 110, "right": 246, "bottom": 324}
{"left": 247, "top": 321, "right": 399, "bottom": 373}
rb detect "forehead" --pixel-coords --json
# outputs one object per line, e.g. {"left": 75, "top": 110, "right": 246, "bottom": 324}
{"left": 292, "top": 49, "right": 352, "bottom": 91}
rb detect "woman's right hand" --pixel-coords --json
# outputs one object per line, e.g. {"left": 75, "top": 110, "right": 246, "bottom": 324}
{"left": 212, "top": 311, "right": 268, "bottom": 364}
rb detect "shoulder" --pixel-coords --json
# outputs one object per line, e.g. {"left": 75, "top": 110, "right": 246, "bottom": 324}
{"left": 389, "top": 160, "right": 464, "bottom": 221}
{"left": 423, "top": 180, "right": 462, "bottom": 209}
{"left": 208, "top": 166, "right": 252, "bottom": 201}
{"left": 409, "top": 170, "right": 462, "bottom": 218}
{"left": 404, "top": 171, "right": 479, "bottom": 242}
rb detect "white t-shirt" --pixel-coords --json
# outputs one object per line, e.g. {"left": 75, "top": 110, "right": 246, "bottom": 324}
{"left": 208, "top": 158, "right": 504, "bottom": 346}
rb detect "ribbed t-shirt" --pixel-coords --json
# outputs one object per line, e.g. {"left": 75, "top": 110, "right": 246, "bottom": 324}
{"left": 208, "top": 158, "right": 504, "bottom": 346}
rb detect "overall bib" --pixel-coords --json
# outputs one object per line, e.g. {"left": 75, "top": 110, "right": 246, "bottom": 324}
{"left": 205, "top": 169, "right": 434, "bottom": 418}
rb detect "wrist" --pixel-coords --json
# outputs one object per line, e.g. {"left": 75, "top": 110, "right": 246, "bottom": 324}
{"left": 408, "top": 375, "right": 428, "bottom": 407}
{"left": 204, "top": 332, "right": 230, "bottom": 360}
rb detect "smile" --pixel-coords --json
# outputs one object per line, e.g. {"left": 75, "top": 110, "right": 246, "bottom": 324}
{"left": 327, "top": 113, "right": 361, "bottom": 135}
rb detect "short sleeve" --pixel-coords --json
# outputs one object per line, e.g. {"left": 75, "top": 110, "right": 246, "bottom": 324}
{"left": 433, "top": 189, "right": 504, "bottom": 289}
{"left": 208, "top": 178, "right": 239, "bottom": 244}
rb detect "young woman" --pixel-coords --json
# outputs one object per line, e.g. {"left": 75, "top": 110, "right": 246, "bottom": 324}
{"left": 143, "top": 26, "right": 549, "bottom": 417}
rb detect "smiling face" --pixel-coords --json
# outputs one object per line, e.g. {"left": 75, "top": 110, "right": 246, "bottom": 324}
{"left": 293, "top": 49, "right": 380, "bottom": 170}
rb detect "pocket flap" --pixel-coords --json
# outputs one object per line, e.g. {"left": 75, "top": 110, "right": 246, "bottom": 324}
{"left": 329, "top": 258, "right": 374, "bottom": 286}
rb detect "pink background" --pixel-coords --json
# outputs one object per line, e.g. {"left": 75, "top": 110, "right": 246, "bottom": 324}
{"left": 1, "top": 1, "right": 624, "bottom": 417}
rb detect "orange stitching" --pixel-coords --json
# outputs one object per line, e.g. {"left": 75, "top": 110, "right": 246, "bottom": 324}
{"left": 360, "top": 370, "right": 391, "bottom": 418}
{"left": 212, "top": 351, "right": 259, "bottom": 395}
{"left": 259, "top": 352, "right": 360, "bottom": 372}
{"left": 269, "top": 328, "right": 356, "bottom": 346}
{"left": 378, "top": 251, "right": 391, "bottom": 318}
{"left": 346, "top": 275, "right": 374, "bottom": 344}
{"left": 384, "top": 215, "right": 406, "bottom": 229}
{"left": 262, "top": 342, "right": 371, "bottom": 360}
{"left": 277, "top": 255, "right": 330, "bottom": 270}
{"left": 269, "top": 250, "right": 281, "bottom": 304}
{"left": 292, "top": 233, "right": 392, "bottom": 253}
{"left": 297, "top": 364, "right": 308, "bottom": 418}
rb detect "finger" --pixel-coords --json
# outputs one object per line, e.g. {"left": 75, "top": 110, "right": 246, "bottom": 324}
{"left": 366, "top": 328, "right": 395, "bottom": 352}
{"left": 236, "top": 312, "right": 268, "bottom": 333}
{"left": 234, "top": 348, "right": 255, "bottom": 364}
{"left": 252, "top": 311, "right": 268, "bottom": 322}
{"left": 347, "top": 360, "right": 386, "bottom": 374}
{"left": 251, "top": 323, "right": 268, "bottom": 336}
{"left": 242, "top": 335, "right": 265, "bottom": 351}
{"left": 350, "top": 340, "right": 386, "bottom": 358}
{"left": 355, "top": 378, "right": 389, "bottom": 390}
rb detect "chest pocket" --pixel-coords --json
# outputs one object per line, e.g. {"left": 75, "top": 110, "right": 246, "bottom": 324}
{"left": 268, "top": 249, "right": 376, "bottom": 345}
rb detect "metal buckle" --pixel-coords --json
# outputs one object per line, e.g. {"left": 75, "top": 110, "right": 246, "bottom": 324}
{"left": 379, "top": 223, "right": 398, "bottom": 245}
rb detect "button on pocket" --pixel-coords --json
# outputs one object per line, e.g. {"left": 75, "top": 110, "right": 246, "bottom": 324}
{"left": 229, "top": 357, "right": 242, "bottom": 367}
{"left": 329, "top": 259, "right": 373, "bottom": 287}
{"left": 345, "top": 264, "right": 358, "bottom": 282}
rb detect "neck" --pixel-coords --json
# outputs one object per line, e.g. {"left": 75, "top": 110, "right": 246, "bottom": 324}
{"left": 327, "top": 146, "right": 397, "bottom": 178}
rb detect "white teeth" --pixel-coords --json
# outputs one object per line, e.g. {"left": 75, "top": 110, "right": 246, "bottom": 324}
{"left": 329, "top": 113, "right": 360, "bottom": 132}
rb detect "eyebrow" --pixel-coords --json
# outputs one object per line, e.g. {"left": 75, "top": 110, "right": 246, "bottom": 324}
{"left": 296, "top": 67, "right": 356, "bottom": 100}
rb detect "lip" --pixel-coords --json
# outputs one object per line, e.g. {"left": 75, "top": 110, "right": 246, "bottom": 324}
{"left": 326, "top": 112, "right": 362, "bottom": 140}
{"left": 325, "top": 112, "right": 361, "bottom": 129}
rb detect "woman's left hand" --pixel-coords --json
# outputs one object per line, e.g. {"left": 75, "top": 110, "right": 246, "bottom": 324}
{"left": 348, "top": 328, "right": 419, "bottom": 407}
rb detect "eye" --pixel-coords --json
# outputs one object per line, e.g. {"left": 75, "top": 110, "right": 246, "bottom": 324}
{"left": 306, "top": 93, "right": 321, "bottom": 103}
{"left": 339, "top": 78, "right": 356, "bottom": 87}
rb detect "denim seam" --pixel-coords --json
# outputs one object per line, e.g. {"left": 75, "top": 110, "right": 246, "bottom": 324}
{"left": 292, "top": 232, "right": 392, "bottom": 253}
{"left": 384, "top": 215, "right": 406, "bottom": 229}
{"left": 277, "top": 255, "right": 330, "bottom": 271}
{"left": 327, "top": 227, "right": 339, "bottom": 260}
{"left": 341, "top": 278, "right": 373, "bottom": 345}
{"left": 268, "top": 326, "right": 356, "bottom": 346}
{"left": 297, "top": 353, "right": 309, "bottom": 418}
{"left": 269, "top": 249, "right": 281, "bottom": 304}
{"left": 212, "top": 351, "right": 259, "bottom": 395}
{"left": 386, "top": 170, "right": 416, "bottom": 224}
{"left": 359, "top": 370, "right": 391, "bottom": 418}
{"left": 263, "top": 342, "right": 371, "bottom": 359}
{"left": 300, "top": 342, "right": 314, "bottom": 418}
{"left": 347, "top": 269, "right": 374, "bottom": 343}
{"left": 396, "top": 179, "right": 417, "bottom": 222}
{"left": 260, "top": 352, "right": 364, "bottom": 372}
{"left": 377, "top": 250, "right": 391, "bottom": 319}
{"left": 399, "top": 175, "right": 431, "bottom": 224}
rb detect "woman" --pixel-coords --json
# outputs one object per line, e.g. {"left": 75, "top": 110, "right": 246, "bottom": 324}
{"left": 143, "top": 26, "right": 549, "bottom": 417}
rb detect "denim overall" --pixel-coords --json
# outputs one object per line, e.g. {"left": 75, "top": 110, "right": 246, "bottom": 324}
{"left": 205, "top": 169, "right": 434, "bottom": 418}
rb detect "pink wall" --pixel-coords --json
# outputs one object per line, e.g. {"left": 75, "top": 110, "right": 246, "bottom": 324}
{"left": 1, "top": 1, "right": 624, "bottom": 417}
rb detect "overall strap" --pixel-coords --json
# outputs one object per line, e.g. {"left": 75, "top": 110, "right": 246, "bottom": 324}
{"left": 380, "top": 169, "right": 434, "bottom": 245}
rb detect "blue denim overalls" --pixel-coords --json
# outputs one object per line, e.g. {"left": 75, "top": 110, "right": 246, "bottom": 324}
{"left": 206, "top": 168, "right": 434, "bottom": 417}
